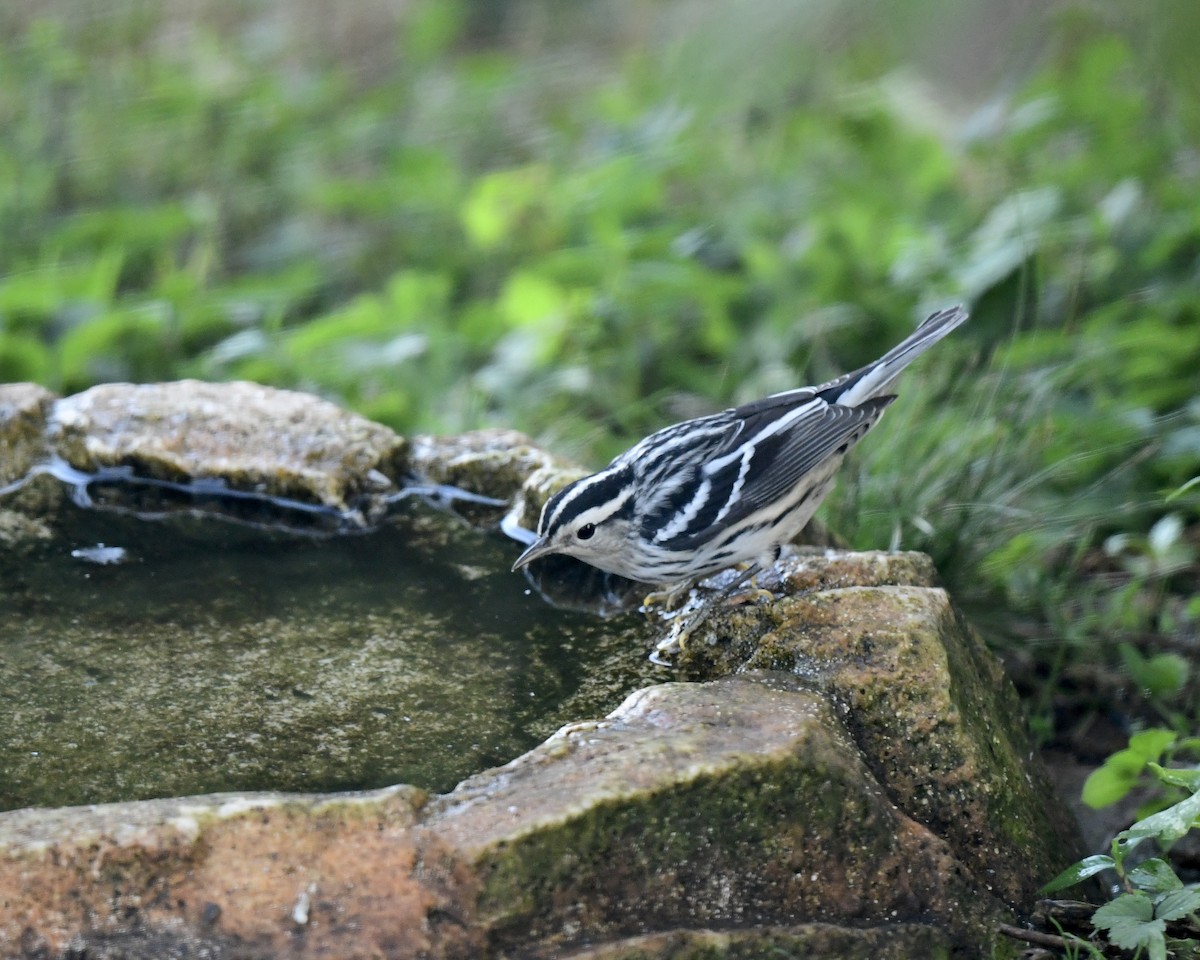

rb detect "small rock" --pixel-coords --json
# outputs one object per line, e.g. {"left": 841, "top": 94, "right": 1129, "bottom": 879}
{"left": 667, "top": 550, "right": 1083, "bottom": 908}
{"left": 409, "top": 429, "right": 555, "bottom": 504}
{"left": 0, "top": 383, "right": 62, "bottom": 526}
{"left": 48, "top": 380, "right": 409, "bottom": 526}
{"left": 0, "top": 383, "right": 56, "bottom": 486}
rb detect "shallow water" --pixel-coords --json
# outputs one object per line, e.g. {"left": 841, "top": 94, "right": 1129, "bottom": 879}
{"left": 0, "top": 500, "right": 659, "bottom": 811}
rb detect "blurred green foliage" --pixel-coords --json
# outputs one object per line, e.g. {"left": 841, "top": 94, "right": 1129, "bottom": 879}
{"left": 1, "top": 0, "right": 1199, "bottom": 735}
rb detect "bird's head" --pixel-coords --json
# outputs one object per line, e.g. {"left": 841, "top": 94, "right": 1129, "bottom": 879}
{"left": 512, "top": 467, "right": 635, "bottom": 574}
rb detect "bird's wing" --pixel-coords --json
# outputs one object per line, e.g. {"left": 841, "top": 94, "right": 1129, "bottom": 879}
{"left": 617, "top": 413, "right": 741, "bottom": 529}
{"left": 642, "top": 395, "right": 893, "bottom": 550}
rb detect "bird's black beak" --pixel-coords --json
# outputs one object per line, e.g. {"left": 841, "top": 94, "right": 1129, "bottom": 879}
{"left": 512, "top": 537, "right": 556, "bottom": 572}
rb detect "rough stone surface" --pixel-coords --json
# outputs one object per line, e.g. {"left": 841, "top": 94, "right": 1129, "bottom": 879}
{"left": 0, "top": 508, "right": 53, "bottom": 548}
{"left": 422, "top": 676, "right": 1013, "bottom": 957}
{"left": 559, "top": 924, "right": 957, "bottom": 959}
{"left": 0, "top": 382, "right": 1076, "bottom": 959}
{"left": 775, "top": 546, "right": 939, "bottom": 593}
{"left": 0, "top": 383, "right": 61, "bottom": 533}
{"left": 410, "top": 428, "right": 554, "bottom": 502}
{"left": 0, "top": 786, "right": 444, "bottom": 960}
{"left": 0, "top": 383, "right": 55, "bottom": 484}
{"left": 0, "top": 507, "right": 660, "bottom": 811}
{"left": 662, "top": 550, "right": 1082, "bottom": 908}
{"left": 48, "top": 380, "right": 409, "bottom": 524}
{"left": 408, "top": 428, "right": 566, "bottom": 530}
{"left": 0, "top": 381, "right": 664, "bottom": 813}
{"left": 0, "top": 677, "right": 1019, "bottom": 960}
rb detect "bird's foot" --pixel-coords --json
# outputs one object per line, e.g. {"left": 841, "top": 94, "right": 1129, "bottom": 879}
{"left": 640, "top": 580, "right": 696, "bottom": 614}
{"left": 649, "top": 609, "right": 702, "bottom": 666}
{"left": 646, "top": 554, "right": 784, "bottom": 666}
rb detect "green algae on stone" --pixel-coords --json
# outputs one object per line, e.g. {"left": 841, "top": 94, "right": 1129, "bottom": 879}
{"left": 2, "top": 675, "right": 1022, "bottom": 959}
{"left": 0, "top": 505, "right": 660, "bottom": 812}
{"left": 424, "top": 675, "right": 1015, "bottom": 957}
{"left": 558, "top": 923, "right": 958, "bottom": 960}
{"left": 668, "top": 566, "right": 1082, "bottom": 909}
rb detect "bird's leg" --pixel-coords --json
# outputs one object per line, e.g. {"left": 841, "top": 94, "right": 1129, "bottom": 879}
{"left": 728, "top": 544, "right": 783, "bottom": 606}
{"left": 640, "top": 579, "right": 697, "bottom": 613}
{"left": 649, "top": 546, "right": 783, "bottom": 666}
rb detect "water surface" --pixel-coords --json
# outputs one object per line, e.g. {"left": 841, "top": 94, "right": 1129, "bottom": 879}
{"left": 0, "top": 501, "right": 659, "bottom": 811}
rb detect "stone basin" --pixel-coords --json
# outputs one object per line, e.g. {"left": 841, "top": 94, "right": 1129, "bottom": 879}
{"left": 0, "top": 380, "right": 1082, "bottom": 958}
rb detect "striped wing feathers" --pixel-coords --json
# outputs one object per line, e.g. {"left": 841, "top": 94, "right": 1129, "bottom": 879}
{"left": 639, "top": 393, "right": 891, "bottom": 550}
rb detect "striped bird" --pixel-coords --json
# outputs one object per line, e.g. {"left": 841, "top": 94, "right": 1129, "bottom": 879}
{"left": 513, "top": 306, "right": 968, "bottom": 591}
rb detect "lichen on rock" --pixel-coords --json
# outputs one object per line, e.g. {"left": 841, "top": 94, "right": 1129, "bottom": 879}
{"left": 0, "top": 676, "right": 1023, "bottom": 959}
{"left": 662, "top": 549, "right": 1082, "bottom": 909}
{"left": 47, "top": 380, "right": 409, "bottom": 525}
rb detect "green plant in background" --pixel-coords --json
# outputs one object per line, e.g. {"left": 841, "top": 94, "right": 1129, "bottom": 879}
{"left": 1045, "top": 779, "right": 1200, "bottom": 960}
{"left": 1039, "top": 727, "right": 1200, "bottom": 957}
{"left": 1082, "top": 729, "right": 1200, "bottom": 812}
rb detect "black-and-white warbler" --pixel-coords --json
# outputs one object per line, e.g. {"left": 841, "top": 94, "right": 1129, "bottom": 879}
{"left": 513, "top": 306, "right": 968, "bottom": 595}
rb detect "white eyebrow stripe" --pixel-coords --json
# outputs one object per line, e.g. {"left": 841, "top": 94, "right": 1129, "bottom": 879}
{"left": 544, "top": 467, "right": 625, "bottom": 529}
{"left": 578, "top": 487, "right": 634, "bottom": 525}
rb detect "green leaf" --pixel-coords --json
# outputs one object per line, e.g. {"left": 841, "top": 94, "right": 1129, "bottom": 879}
{"left": 1120, "top": 646, "right": 1191, "bottom": 699}
{"left": 1128, "top": 858, "right": 1183, "bottom": 893}
{"left": 1137, "top": 654, "right": 1191, "bottom": 698}
{"left": 1166, "top": 476, "right": 1200, "bottom": 502}
{"left": 1083, "top": 750, "right": 1150, "bottom": 808}
{"left": 499, "top": 271, "right": 570, "bottom": 328}
{"left": 1041, "top": 854, "right": 1116, "bottom": 893}
{"left": 57, "top": 303, "right": 176, "bottom": 390}
{"left": 460, "top": 166, "right": 546, "bottom": 250}
{"left": 1129, "top": 729, "right": 1179, "bottom": 761}
{"left": 1147, "top": 763, "right": 1200, "bottom": 793}
{"left": 404, "top": 0, "right": 466, "bottom": 64}
{"left": 0, "top": 334, "right": 51, "bottom": 382}
{"left": 1154, "top": 885, "right": 1200, "bottom": 922}
{"left": 1122, "top": 789, "right": 1200, "bottom": 845}
{"left": 1092, "top": 893, "right": 1165, "bottom": 955}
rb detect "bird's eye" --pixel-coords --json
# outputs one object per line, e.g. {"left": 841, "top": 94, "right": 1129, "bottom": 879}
{"left": 577, "top": 523, "right": 596, "bottom": 540}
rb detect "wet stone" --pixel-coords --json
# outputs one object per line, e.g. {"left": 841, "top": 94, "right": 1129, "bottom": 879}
{"left": 0, "top": 501, "right": 661, "bottom": 811}
{"left": 409, "top": 428, "right": 554, "bottom": 514}
{"left": 0, "top": 383, "right": 56, "bottom": 485}
{"left": 662, "top": 549, "right": 1084, "bottom": 909}
{"left": 1, "top": 677, "right": 1024, "bottom": 959}
{"left": 422, "top": 675, "right": 1015, "bottom": 958}
{"left": 0, "top": 380, "right": 665, "bottom": 812}
{"left": 48, "top": 380, "right": 410, "bottom": 528}
{"left": 0, "top": 378, "right": 1076, "bottom": 959}
{"left": 0, "top": 383, "right": 62, "bottom": 533}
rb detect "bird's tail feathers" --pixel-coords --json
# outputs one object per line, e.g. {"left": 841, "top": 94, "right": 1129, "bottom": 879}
{"left": 833, "top": 305, "right": 968, "bottom": 407}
